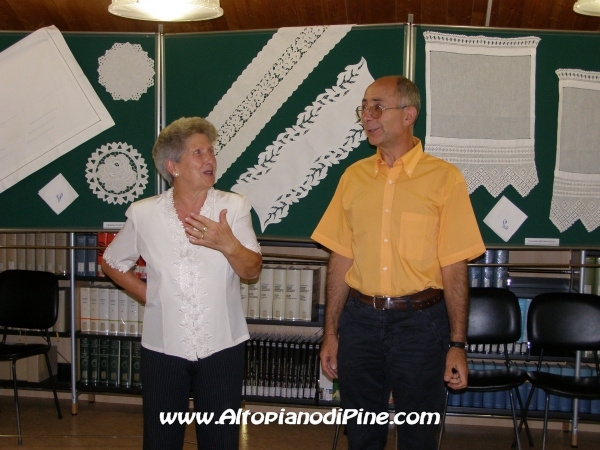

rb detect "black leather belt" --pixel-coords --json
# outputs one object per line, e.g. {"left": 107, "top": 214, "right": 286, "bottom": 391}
{"left": 351, "top": 288, "right": 444, "bottom": 311}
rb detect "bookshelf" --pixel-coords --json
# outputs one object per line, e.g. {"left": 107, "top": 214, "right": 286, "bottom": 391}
{"left": 2, "top": 230, "right": 600, "bottom": 423}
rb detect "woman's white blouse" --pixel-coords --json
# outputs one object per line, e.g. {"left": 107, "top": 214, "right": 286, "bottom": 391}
{"left": 103, "top": 188, "right": 261, "bottom": 361}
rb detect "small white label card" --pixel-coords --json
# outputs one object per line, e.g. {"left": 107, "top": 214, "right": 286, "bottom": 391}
{"left": 38, "top": 173, "right": 79, "bottom": 215}
{"left": 483, "top": 195, "right": 528, "bottom": 242}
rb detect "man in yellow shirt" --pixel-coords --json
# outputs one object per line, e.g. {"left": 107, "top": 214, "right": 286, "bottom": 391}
{"left": 311, "top": 76, "right": 485, "bottom": 449}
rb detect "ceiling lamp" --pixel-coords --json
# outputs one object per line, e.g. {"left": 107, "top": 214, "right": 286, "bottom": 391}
{"left": 574, "top": 0, "right": 600, "bottom": 16}
{"left": 108, "top": 0, "right": 223, "bottom": 22}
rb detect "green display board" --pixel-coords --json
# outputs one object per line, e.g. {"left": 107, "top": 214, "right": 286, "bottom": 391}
{"left": 0, "top": 32, "right": 156, "bottom": 229}
{"left": 415, "top": 26, "right": 600, "bottom": 247}
{"left": 165, "top": 25, "right": 405, "bottom": 240}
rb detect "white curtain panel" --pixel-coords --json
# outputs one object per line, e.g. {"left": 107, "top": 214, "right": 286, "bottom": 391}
{"left": 550, "top": 69, "right": 600, "bottom": 233}
{"left": 424, "top": 32, "right": 540, "bottom": 197}
{"left": 209, "top": 25, "right": 352, "bottom": 181}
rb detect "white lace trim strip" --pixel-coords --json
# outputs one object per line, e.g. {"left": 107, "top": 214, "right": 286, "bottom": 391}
{"left": 426, "top": 146, "right": 539, "bottom": 197}
{"left": 423, "top": 31, "right": 540, "bottom": 198}
{"left": 231, "top": 58, "right": 373, "bottom": 232}
{"left": 209, "top": 25, "right": 353, "bottom": 181}
{"left": 164, "top": 188, "right": 214, "bottom": 360}
{"left": 102, "top": 253, "right": 136, "bottom": 273}
{"left": 550, "top": 69, "right": 600, "bottom": 232}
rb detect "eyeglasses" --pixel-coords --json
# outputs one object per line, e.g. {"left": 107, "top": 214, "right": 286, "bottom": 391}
{"left": 355, "top": 104, "right": 409, "bottom": 120}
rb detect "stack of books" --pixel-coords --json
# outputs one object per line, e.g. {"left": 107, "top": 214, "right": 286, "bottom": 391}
{"left": 79, "top": 338, "right": 141, "bottom": 389}
{"left": 243, "top": 333, "right": 321, "bottom": 400}
{"left": 241, "top": 266, "right": 321, "bottom": 321}
{"left": 79, "top": 286, "right": 144, "bottom": 336}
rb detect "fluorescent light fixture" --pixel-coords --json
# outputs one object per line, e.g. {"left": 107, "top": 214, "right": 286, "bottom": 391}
{"left": 108, "top": 0, "right": 223, "bottom": 22}
{"left": 574, "top": 0, "right": 600, "bottom": 16}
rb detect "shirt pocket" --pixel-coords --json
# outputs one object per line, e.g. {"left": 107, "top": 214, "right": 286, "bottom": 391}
{"left": 398, "top": 212, "right": 438, "bottom": 261}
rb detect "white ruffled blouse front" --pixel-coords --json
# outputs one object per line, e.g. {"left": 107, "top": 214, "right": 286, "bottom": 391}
{"left": 103, "top": 188, "right": 260, "bottom": 361}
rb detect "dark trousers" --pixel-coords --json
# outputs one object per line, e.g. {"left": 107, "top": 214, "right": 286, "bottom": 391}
{"left": 141, "top": 343, "right": 244, "bottom": 450}
{"left": 337, "top": 292, "right": 450, "bottom": 450}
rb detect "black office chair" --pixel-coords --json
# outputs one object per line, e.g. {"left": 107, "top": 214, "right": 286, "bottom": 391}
{"left": 438, "top": 287, "right": 533, "bottom": 449}
{"left": 0, "top": 270, "right": 63, "bottom": 445}
{"left": 522, "top": 292, "right": 600, "bottom": 450}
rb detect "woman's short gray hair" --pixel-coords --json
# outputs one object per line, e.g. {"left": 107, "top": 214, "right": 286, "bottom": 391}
{"left": 152, "top": 117, "right": 218, "bottom": 186}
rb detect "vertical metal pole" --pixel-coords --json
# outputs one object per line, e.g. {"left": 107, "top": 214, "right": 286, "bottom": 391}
{"left": 155, "top": 24, "right": 167, "bottom": 194}
{"left": 572, "top": 250, "right": 586, "bottom": 447}
{"left": 485, "top": 0, "right": 493, "bottom": 26}
{"left": 404, "top": 14, "right": 416, "bottom": 82}
{"left": 69, "top": 232, "right": 78, "bottom": 415}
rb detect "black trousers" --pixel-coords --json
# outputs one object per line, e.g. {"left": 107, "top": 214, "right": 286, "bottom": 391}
{"left": 338, "top": 294, "right": 450, "bottom": 450}
{"left": 141, "top": 343, "right": 245, "bottom": 450}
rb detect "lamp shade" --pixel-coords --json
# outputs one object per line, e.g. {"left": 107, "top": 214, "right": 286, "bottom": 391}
{"left": 574, "top": 0, "right": 600, "bottom": 16}
{"left": 108, "top": 0, "right": 223, "bottom": 22}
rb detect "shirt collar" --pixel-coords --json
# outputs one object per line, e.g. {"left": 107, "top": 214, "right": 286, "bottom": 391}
{"left": 373, "top": 137, "right": 423, "bottom": 178}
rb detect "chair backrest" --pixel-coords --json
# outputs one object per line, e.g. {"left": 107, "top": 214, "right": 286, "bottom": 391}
{"left": 467, "top": 287, "right": 522, "bottom": 345}
{"left": 527, "top": 292, "right": 600, "bottom": 350}
{"left": 0, "top": 270, "right": 59, "bottom": 330}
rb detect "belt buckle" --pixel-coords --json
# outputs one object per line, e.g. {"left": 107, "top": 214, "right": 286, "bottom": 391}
{"left": 372, "top": 295, "right": 387, "bottom": 310}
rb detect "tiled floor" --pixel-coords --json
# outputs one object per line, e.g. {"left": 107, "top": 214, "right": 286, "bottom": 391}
{"left": 1, "top": 395, "right": 600, "bottom": 449}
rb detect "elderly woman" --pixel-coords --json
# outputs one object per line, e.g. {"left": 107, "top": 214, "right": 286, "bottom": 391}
{"left": 101, "top": 117, "right": 262, "bottom": 450}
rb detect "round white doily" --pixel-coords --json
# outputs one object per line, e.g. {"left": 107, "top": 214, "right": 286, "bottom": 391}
{"left": 86, "top": 142, "right": 148, "bottom": 204}
{"left": 98, "top": 42, "right": 155, "bottom": 101}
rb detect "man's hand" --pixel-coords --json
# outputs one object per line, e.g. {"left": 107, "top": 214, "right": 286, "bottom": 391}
{"left": 444, "top": 347, "right": 468, "bottom": 389}
{"left": 320, "top": 334, "right": 339, "bottom": 379}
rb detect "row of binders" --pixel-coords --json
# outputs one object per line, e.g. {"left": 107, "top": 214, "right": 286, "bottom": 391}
{"left": 79, "top": 338, "right": 141, "bottom": 389}
{"left": 75, "top": 232, "right": 146, "bottom": 279}
{"left": 0, "top": 232, "right": 69, "bottom": 274}
{"left": 79, "top": 286, "right": 144, "bottom": 336}
{"left": 469, "top": 249, "right": 509, "bottom": 289}
{"left": 449, "top": 360, "right": 600, "bottom": 415}
{"left": 241, "top": 266, "right": 321, "bottom": 321}
{"left": 243, "top": 333, "right": 322, "bottom": 400}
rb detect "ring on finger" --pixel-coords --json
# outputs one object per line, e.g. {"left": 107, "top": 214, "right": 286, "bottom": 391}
{"left": 202, "top": 226, "right": 208, "bottom": 232}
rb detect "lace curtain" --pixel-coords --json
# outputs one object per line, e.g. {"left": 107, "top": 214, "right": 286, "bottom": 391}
{"left": 424, "top": 32, "right": 540, "bottom": 198}
{"left": 550, "top": 69, "right": 600, "bottom": 233}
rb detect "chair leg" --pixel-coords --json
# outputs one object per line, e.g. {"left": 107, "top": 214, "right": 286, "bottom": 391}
{"left": 44, "top": 352, "right": 62, "bottom": 419}
{"left": 11, "top": 361, "right": 22, "bottom": 445}
{"left": 508, "top": 389, "right": 522, "bottom": 450}
{"left": 437, "top": 389, "right": 449, "bottom": 450}
{"left": 515, "top": 388, "right": 533, "bottom": 447}
{"left": 542, "top": 393, "right": 550, "bottom": 450}
{"left": 332, "top": 423, "right": 341, "bottom": 450}
{"left": 516, "top": 384, "right": 536, "bottom": 444}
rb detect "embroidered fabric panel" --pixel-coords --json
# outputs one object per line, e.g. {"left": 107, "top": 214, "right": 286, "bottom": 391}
{"left": 424, "top": 31, "right": 540, "bottom": 198}
{"left": 550, "top": 69, "right": 600, "bottom": 233}
{"left": 231, "top": 58, "right": 374, "bottom": 231}
{"left": 208, "top": 25, "right": 352, "bottom": 181}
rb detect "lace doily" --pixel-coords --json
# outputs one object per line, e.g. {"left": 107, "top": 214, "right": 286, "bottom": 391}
{"left": 550, "top": 69, "right": 600, "bottom": 232}
{"left": 98, "top": 42, "right": 155, "bottom": 101}
{"left": 208, "top": 25, "right": 352, "bottom": 181}
{"left": 85, "top": 142, "right": 148, "bottom": 204}
{"left": 232, "top": 58, "right": 373, "bottom": 231}
{"left": 424, "top": 31, "right": 540, "bottom": 198}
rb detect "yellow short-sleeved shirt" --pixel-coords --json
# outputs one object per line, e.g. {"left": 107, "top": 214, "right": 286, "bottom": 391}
{"left": 311, "top": 138, "right": 486, "bottom": 297}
